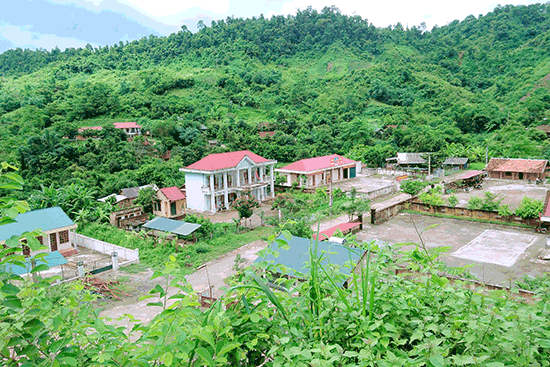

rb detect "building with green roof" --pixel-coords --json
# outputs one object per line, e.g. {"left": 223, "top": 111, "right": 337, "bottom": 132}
{"left": 0, "top": 207, "right": 77, "bottom": 256}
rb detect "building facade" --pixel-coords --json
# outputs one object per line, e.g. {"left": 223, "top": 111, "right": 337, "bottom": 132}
{"left": 153, "top": 186, "right": 186, "bottom": 218}
{"left": 486, "top": 158, "right": 548, "bottom": 180}
{"left": 276, "top": 154, "right": 361, "bottom": 189}
{"left": 181, "top": 150, "right": 276, "bottom": 213}
{"left": 113, "top": 122, "right": 142, "bottom": 138}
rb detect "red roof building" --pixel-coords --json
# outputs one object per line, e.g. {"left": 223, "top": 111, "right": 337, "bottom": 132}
{"left": 184, "top": 150, "right": 272, "bottom": 172}
{"left": 276, "top": 154, "right": 361, "bottom": 189}
{"left": 259, "top": 131, "right": 276, "bottom": 138}
{"left": 113, "top": 122, "right": 142, "bottom": 138}
{"left": 78, "top": 126, "right": 103, "bottom": 132}
{"left": 180, "top": 150, "right": 277, "bottom": 213}
{"left": 154, "top": 186, "right": 186, "bottom": 218}
{"left": 486, "top": 158, "right": 548, "bottom": 180}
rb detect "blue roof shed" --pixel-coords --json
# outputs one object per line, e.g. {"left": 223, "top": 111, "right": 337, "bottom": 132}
{"left": 0, "top": 207, "right": 75, "bottom": 242}
{"left": 0, "top": 251, "right": 68, "bottom": 275}
{"left": 254, "top": 234, "right": 365, "bottom": 285}
{"left": 143, "top": 217, "right": 202, "bottom": 236}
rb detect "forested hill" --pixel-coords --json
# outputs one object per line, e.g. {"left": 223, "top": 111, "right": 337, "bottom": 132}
{"left": 2, "top": 3, "right": 550, "bottom": 198}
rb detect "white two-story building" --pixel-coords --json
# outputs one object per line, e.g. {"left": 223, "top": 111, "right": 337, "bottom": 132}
{"left": 180, "top": 150, "right": 277, "bottom": 213}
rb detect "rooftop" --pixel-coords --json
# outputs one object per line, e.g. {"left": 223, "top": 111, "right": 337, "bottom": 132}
{"left": 0, "top": 251, "right": 68, "bottom": 275}
{"left": 143, "top": 217, "right": 201, "bottom": 236}
{"left": 184, "top": 150, "right": 273, "bottom": 171}
{"left": 486, "top": 158, "right": 548, "bottom": 174}
{"left": 0, "top": 207, "right": 75, "bottom": 242}
{"left": 259, "top": 131, "right": 276, "bottom": 138}
{"left": 312, "top": 222, "right": 361, "bottom": 241}
{"left": 114, "top": 122, "right": 142, "bottom": 129}
{"left": 120, "top": 184, "right": 158, "bottom": 199}
{"left": 443, "top": 157, "right": 469, "bottom": 165}
{"left": 78, "top": 126, "right": 102, "bottom": 132}
{"left": 159, "top": 186, "right": 186, "bottom": 202}
{"left": 277, "top": 154, "right": 357, "bottom": 173}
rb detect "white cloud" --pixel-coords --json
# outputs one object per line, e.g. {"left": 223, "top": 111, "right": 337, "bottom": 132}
{"left": 0, "top": 22, "right": 94, "bottom": 51}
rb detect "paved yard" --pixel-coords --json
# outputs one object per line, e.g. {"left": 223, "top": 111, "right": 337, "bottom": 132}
{"left": 332, "top": 173, "right": 395, "bottom": 194}
{"left": 442, "top": 178, "right": 548, "bottom": 210}
{"left": 357, "top": 213, "right": 549, "bottom": 286}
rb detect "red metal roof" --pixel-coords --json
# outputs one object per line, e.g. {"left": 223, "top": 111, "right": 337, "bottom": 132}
{"left": 160, "top": 186, "right": 185, "bottom": 202}
{"left": 185, "top": 150, "right": 271, "bottom": 171}
{"left": 78, "top": 126, "right": 103, "bottom": 132}
{"left": 313, "top": 222, "right": 361, "bottom": 240}
{"left": 278, "top": 154, "right": 358, "bottom": 173}
{"left": 114, "top": 122, "right": 142, "bottom": 129}
{"left": 459, "top": 170, "right": 485, "bottom": 179}
{"left": 486, "top": 158, "right": 547, "bottom": 174}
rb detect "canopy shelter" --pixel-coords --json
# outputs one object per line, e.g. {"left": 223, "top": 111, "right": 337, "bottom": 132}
{"left": 0, "top": 251, "right": 67, "bottom": 275}
{"left": 313, "top": 222, "right": 361, "bottom": 241}
{"left": 142, "top": 217, "right": 201, "bottom": 237}
{"left": 254, "top": 234, "right": 365, "bottom": 287}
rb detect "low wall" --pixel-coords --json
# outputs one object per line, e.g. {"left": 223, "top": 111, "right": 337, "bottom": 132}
{"left": 408, "top": 202, "right": 539, "bottom": 227}
{"left": 358, "top": 184, "right": 398, "bottom": 200}
{"left": 74, "top": 234, "right": 140, "bottom": 262}
{"left": 370, "top": 193, "right": 413, "bottom": 224}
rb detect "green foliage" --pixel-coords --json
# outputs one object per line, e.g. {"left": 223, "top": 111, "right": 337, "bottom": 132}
{"left": 134, "top": 186, "right": 156, "bottom": 213}
{"left": 498, "top": 203, "right": 514, "bottom": 217}
{"left": 467, "top": 196, "right": 483, "bottom": 210}
{"left": 515, "top": 197, "right": 544, "bottom": 219}
{"left": 232, "top": 194, "right": 260, "bottom": 225}
{"left": 401, "top": 180, "right": 428, "bottom": 196}
{"left": 480, "top": 191, "right": 504, "bottom": 211}
{"left": 418, "top": 191, "right": 445, "bottom": 206}
{"left": 447, "top": 194, "right": 458, "bottom": 208}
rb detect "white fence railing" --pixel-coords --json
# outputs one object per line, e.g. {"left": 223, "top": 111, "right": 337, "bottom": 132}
{"left": 74, "top": 234, "right": 139, "bottom": 262}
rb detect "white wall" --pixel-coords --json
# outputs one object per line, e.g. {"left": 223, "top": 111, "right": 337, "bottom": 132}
{"left": 185, "top": 173, "right": 207, "bottom": 211}
{"left": 73, "top": 234, "right": 139, "bottom": 262}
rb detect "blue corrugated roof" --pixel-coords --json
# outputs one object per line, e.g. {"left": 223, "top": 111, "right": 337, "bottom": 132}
{"left": 0, "top": 251, "right": 68, "bottom": 275}
{"left": 0, "top": 207, "right": 75, "bottom": 242}
{"left": 254, "top": 234, "right": 365, "bottom": 284}
{"left": 143, "top": 217, "right": 201, "bottom": 236}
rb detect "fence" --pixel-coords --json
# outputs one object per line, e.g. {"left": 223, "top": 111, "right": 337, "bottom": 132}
{"left": 73, "top": 234, "right": 140, "bottom": 263}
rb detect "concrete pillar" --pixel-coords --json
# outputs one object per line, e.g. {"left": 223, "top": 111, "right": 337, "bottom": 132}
{"left": 223, "top": 171, "right": 229, "bottom": 210}
{"left": 260, "top": 166, "right": 264, "bottom": 182}
{"left": 77, "top": 261, "right": 85, "bottom": 278}
{"left": 236, "top": 169, "right": 240, "bottom": 187}
{"left": 112, "top": 251, "right": 119, "bottom": 270}
{"left": 270, "top": 164, "right": 275, "bottom": 197}
{"left": 209, "top": 175, "right": 215, "bottom": 212}
{"left": 247, "top": 168, "right": 252, "bottom": 184}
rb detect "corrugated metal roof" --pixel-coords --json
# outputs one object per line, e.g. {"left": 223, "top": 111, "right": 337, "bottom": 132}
{"left": 143, "top": 217, "right": 201, "bottom": 236}
{"left": 254, "top": 234, "right": 365, "bottom": 285}
{"left": 185, "top": 150, "right": 272, "bottom": 171}
{"left": 0, "top": 207, "right": 75, "bottom": 242}
{"left": 159, "top": 186, "right": 185, "bottom": 201}
{"left": 313, "top": 222, "right": 361, "bottom": 240}
{"left": 487, "top": 158, "right": 548, "bottom": 174}
{"left": 1, "top": 251, "right": 68, "bottom": 275}
{"left": 397, "top": 153, "right": 427, "bottom": 164}
{"left": 443, "top": 157, "right": 468, "bottom": 165}
{"left": 277, "top": 154, "right": 358, "bottom": 173}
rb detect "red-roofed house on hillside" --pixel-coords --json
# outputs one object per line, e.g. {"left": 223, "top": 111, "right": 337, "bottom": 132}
{"left": 275, "top": 154, "right": 361, "bottom": 189}
{"left": 259, "top": 131, "right": 276, "bottom": 138}
{"left": 113, "top": 122, "right": 142, "bottom": 138}
{"left": 486, "top": 158, "right": 548, "bottom": 180}
{"left": 153, "top": 186, "right": 186, "bottom": 218}
{"left": 76, "top": 126, "right": 103, "bottom": 140}
{"left": 180, "top": 150, "right": 277, "bottom": 213}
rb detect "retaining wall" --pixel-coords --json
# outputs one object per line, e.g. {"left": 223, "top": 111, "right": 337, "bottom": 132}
{"left": 359, "top": 184, "right": 398, "bottom": 200}
{"left": 370, "top": 193, "right": 413, "bottom": 224}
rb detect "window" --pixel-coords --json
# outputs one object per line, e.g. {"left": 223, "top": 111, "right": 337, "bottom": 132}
{"left": 50, "top": 233, "right": 58, "bottom": 251}
{"left": 36, "top": 236, "right": 43, "bottom": 245}
{"left": 59, "top": 230, "right": 69, "bottom": 244}
{"left": 505, "top": 172, "right": 512, "bottom": 176}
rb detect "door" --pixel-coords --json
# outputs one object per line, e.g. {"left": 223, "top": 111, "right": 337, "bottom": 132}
{"left": 171, "top": 202, "right": 177, "bottom": 216}
{"left": 49, "top": 233, "right": 58, "bottom": 251}
{"left": 343, "top": 168, "right": 349, "bottom": 179}
{"left": 350, "top": 166, "right": 356, "bottom": 178}
{"left": 519, "top": 172, "right": 524, "bottom": 180}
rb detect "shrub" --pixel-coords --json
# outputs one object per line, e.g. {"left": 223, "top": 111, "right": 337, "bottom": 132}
{"left": 480, "top": 192, "right": 503, "bottom": 211}
{"left": 447, "top": 194, "right": 458, "bottom": 208}
{"left": 467, "top": 196, "right": 483, "bottom": 210}
{"left": 515, "top": 197, "right": 544, "bottom": 219}
{"left": 401, "top": 180, "right": 428, "bottom": 196}
{"left": 498, "top": 204, "right": 513, "bottom": 217}
{"left": 418, "top": 192, "right": 445, "bottom": 206}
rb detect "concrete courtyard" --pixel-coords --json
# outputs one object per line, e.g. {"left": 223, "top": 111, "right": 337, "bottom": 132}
{"left": 357, "top": 213, "right": 549, "bottom": 286}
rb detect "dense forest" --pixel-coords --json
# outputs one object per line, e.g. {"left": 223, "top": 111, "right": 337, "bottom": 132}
{"left": 2, "top": 3, "right": 550, "bottom": 202}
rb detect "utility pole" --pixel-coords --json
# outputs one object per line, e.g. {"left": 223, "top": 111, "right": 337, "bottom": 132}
{"left": 428, "top": 153, "right": 431, "bottom": 177}
{"left": 485, "top": 146, "right": 488, "bottom": 165}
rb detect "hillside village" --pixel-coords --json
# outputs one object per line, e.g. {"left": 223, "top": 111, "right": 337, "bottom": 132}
{"left": 2, "top": 3, "right": 550, "bottom": 365}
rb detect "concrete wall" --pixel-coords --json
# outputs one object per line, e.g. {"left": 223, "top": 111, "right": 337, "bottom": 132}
{"left": 408, "top": 202, "right": 539, "bottom": 226}
{"left": 359, "top": 184, "right": 398, "bottom": 200}
{"left": 185, "top": 173, "right": 207, "bottom": 211}
{"left": 74, "top": 234, "right": 139, "bottom": 262}
{"left": 370, "top": 194, "right": 413, "bottom": 224}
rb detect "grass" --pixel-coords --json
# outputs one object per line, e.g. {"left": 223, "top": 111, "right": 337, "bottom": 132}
{"left": 468, "top": 162, "right": 487, "bottom": 170}
{"left": 402, "top": 209, "right": 533, "bottom": 228}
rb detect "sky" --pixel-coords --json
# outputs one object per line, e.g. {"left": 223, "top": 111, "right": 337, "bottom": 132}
{"left": 0, "top": 0, "right": 542, "bottom": 54}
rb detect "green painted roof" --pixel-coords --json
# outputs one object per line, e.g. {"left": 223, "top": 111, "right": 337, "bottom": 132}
{"left": 254, "top": 234, "right": 365, "bottom": 284}
{"left": 0, "top": 207, "right": 75, "bottom": 242}
{"left": 1, "top": 251, "right": 68, "bottom": 275}
{"left": 143, "top": 217, "right": 201, "bottom": 236}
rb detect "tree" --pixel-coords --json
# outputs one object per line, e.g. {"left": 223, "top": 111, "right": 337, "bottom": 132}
{"left": 401, "top": 180, "right": 428, "bottom": 196}
{"left": 467, "top": 196, "right": 483, "bottom": 210}
{"left": 134, "top": 186, "right": 157, "bottom": 213}
{"left": 232, "top": 194, "right": 260, "bottom": 227}
{"left": 447, "top": 194, "right": 458, "bottom": 208}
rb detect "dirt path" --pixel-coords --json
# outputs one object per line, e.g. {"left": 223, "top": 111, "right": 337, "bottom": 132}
{"left": 98, "top": 240, "right": 268, "bottom": 331}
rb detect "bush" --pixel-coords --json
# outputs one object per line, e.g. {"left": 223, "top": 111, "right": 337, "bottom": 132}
{"left": 401, "top": 180, "right": 428, "bottom": 196}
{"left": 515, "top": 197, "right": 544, "bottom": 219}
{"left": 498, "top": 204, "right": 513, "bottom": 217}
{"left": 447, "top": 194, "right": 458, "bottom": 208}
{"left": 467, "top": 196, "right": 483, "bottom": 210}
{"left": 418, "top": 192, "right": 445, "bottom": 206}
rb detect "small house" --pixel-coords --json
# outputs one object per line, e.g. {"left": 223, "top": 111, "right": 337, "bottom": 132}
{"left": 486, "top": 158, "right": 548, "bottom": 181}
{"left": 259, "top": 131, "right": 276, "bottom": 138}
{"left": 113, "top": 122, "right": 142, "bottom": 138}
{"left": 98, "top": 184, "right": 158, "bottom": 209}
{"left": 275, "top": 154, "right": 361, "bottom": 189}
{"left": 443, "top": 157, "right": 469, "bottom": 170}
{"left": 76, "top": 126, "right": 102, "bottom": 140}
{"left": 0, "top": 207, "right": 77, "bottom": 257}
{"left": 153, "top": 186, "right": 186, "bottom": 218}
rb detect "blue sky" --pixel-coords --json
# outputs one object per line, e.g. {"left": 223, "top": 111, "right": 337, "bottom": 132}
{"left": 0, "top": 0, "right": 541, "bottom": 54}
